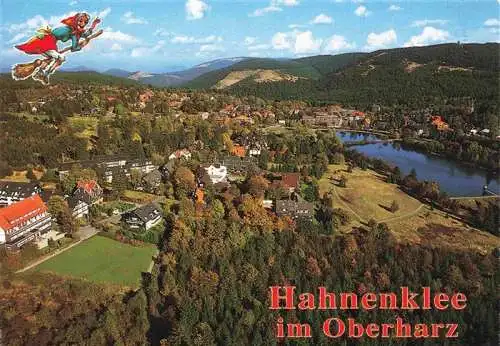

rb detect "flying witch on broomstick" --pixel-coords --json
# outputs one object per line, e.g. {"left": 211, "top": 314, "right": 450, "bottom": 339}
{"left": 12, "top": 12, "right": 103, "bottom": 85}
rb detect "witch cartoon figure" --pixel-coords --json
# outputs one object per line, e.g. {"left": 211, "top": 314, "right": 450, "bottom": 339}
{"left": 12, "top": 12, "right": 102, "bottom": 85}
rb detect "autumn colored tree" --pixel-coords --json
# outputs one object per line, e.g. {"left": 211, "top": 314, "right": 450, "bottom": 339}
{"left": 173, "top": 166, "right": 196, "bottom": 199}
{"left": 247, "top": 175, "right": 269, "bottom": 199}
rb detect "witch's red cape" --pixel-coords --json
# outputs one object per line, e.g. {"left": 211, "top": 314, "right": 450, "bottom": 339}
{"left": 15, "top": 35, "right": 57, "bottom": 55}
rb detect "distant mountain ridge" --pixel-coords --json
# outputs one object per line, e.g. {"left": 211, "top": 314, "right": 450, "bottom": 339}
{"left": 60, "top": 65, "right": 96, "bottom": 72}
{"left": 102, "top": 57, "right": 250, "bottom": 87}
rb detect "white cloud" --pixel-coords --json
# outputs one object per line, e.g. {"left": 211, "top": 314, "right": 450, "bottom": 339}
{"left": 289, "top": 23, "right": 306, "bottom": 29}
{"left": 250, "top": 0, "right": 298, "bottom": 17}
{"left": 484, "top": 18, "right": 500, "bottom": 27}
{"left": 154, "top": 29, "right": 171, "bottom": 37}
{"left": 324, "top": 35, "right": 355, "bottom": 52}
{"left": 388, "top": 5, "right": 402, "bottom": 11}
{"left": 186, "top": 0, "right": 209, "bottom": 20}
{"left": 250, "top": 5, "right": 282, "bottom": 17}
{"left": 354, "top": 5, "right": 371, "bottom": 17}
{"left": 69, "top": 1, "right": 77, "bottom": 6}
{"left": 110, "top": 43, "right": 123, "bottom": 51}
{"left": 294, "top": 31, "right": 322, "bottom": 54}
{"left": 8, "top": 33, "right": 28, "bottom": 44}
{"left": 365, "top": 29, "right": 397, "bottom": 49}
{"left": 171, "top": 34, "right": 222, "bottom": 44}
{"left": 248, "top": 44, "right": 271, "bottom": 51}
{"left": 244, "top": 36, "right": 257, "bottom": 45}
{"left": 411, "top": 19, "right": 448, "bottom": 27}
{"left": 121, "top": 11, "right": 148, "bottom": 24}
{"left": 271, "top": 30, "right": 321, "bottom": 54}
{"left": 404, "top": 26, "right": 449, "bottom": 47}
{"left": 311, "top": 14, "right": 333, "bottom": 25}
{"left": 97, "top": 8, "right": 112, "bottom": 19}
{"left": 272, "top": 32, "right": 292, "bottom": 50}
{"left": 101, "top": 29, "right": 139, "bottom": 44}
{"left": 8, "top": 13, "right": 75, "bottom": 33}
{"left": 277, "top": 0, "right": 299, "bottom": 6}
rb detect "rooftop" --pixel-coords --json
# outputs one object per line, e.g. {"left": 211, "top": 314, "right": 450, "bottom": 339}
{"left": 0, "top": 194, "right": 48, "bottom": 232}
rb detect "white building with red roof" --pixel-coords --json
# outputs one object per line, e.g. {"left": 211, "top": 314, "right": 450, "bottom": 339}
{"left": 0, "top": 194, "right": 52, "bottom": 250}
{"left": 73, "top": 180, "right": 103, "bottom": 205}
{"left": 168, "top": 149, "right": 192, "bottom": 161}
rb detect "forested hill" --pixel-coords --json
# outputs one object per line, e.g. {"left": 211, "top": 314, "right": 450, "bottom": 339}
{"left": 184, "top": 53, "right": 367, "bottom": 89}
{"left": 184, "top": 43, "right": 500, "bottom": 107}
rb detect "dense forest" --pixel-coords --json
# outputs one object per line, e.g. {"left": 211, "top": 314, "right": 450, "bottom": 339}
{"left": 187, "top": 43, "right": 500, "bottom": 110}
{"left": 145, "top": 195, "right": 498, "bottom": 345}
{"left": 0, "top": 272, "right": 150, "bottom": 345}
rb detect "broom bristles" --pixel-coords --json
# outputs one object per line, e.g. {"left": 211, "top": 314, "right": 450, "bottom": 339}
{"left": 11, "top": 60, "right": 42, "bottom": 81}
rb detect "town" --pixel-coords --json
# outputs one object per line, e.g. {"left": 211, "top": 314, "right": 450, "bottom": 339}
{"left": 0, "top": 59, "right": 499, "bottom": 345}
{"left": 1, "top": 77, "right": 497, "bottom": 254}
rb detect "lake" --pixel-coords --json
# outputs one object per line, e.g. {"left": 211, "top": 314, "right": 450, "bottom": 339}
{"left": 336, "top": 131, "right": 499, "bottom": 197}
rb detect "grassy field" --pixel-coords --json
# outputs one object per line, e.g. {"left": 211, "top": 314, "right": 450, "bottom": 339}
{"left": 319, "top": 164, "right": 500, "bottom": 253}
{"left": 122, "top": 190, "right": 158, "bottom": 204}
{"left": 319, "top": 163, "right": 422, "bottom": 226}
{"left": 34, "top": 236, "right": 156, "bottom": 287}
{"left": 1, "top": 169, "right": 44, "bottom": 182}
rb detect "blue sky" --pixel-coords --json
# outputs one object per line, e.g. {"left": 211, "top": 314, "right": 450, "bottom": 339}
{"left": 1, "top": 0, "right": 499, "bottom": 72}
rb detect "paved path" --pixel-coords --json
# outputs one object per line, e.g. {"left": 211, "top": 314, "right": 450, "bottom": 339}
{"left": 16, "top": 225, "right": 98, "bottom": 274}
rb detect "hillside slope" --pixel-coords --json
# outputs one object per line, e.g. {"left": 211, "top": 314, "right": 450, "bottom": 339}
{"left": 214, "top": 43, "right": 499, "bottom": 107}
{"left": 184, "top": 56, "right": 332, "bottom": 89}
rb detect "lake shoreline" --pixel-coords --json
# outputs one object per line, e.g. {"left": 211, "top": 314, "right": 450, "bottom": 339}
{"left": 336, "top": 131, "right": 499, "bottom": 198}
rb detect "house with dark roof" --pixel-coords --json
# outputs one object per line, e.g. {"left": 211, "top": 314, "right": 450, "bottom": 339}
{"left": 218, "top": 156, "right": 258, "bottom": 174}
{"left": 275, "top": 199, "right": 314, "bottom": 220}
{"left": 67, "top": 196, "right": 90, "bottom": 219}
{"left": 159, "top": 160, "right": 176, "bottom": 181}
{"left": 0, "top": 181, "right": 43, "bottom": 207}
{"left": 121, "top": 203, "right": 162, "bottom": 232}
{"left": 0, "top": 194, "right": 52, "bottom": 250}
{"left": 142, "top": 169, "right": 162, "bottom": 193}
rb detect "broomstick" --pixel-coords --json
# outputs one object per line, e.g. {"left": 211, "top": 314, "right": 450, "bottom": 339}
{"left": 12, "top": 29, "right": 104, "bottom": 81}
